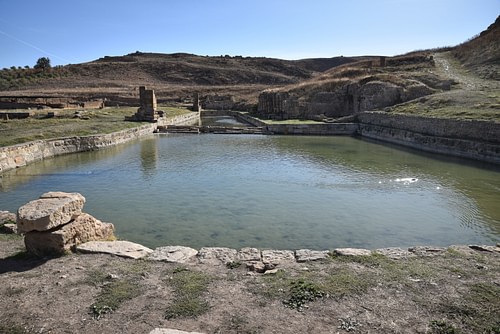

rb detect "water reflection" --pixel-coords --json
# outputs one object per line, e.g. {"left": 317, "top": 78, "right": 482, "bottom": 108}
{"left": 140, "top": 137, "right": 158, "bottom": 178}
{"left": 0, "top": 142, "right": 131, "bottom": 192}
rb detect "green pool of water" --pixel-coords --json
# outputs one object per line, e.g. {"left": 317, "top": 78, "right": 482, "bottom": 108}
{"left": 1, "top": 134, "right": 499, "bottom": 250}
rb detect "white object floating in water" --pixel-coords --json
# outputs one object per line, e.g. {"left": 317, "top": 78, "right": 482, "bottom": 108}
{"left": 395, "top": 177, "right": 418, "bottom": 184}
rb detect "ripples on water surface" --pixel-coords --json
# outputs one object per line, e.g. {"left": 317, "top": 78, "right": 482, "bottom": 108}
{"left": 1, "top": 134, "right": 499, "bottom": 249}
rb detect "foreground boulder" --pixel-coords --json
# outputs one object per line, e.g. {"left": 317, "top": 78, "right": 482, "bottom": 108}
{"left": 17, "top": 192, "right": 85, "bottom": 233}
{"left": 16, "top": 192, "right": 116, "bottom": 256}
{"left": 24, "top": 213, "right": 114, "bottom": 255}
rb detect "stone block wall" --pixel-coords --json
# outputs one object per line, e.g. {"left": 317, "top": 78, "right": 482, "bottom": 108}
{"left": 357, "top": 112, "right": 500, "bottom": 144}
{"left": 0, "top": 124, "right": 156, "bottom": 173}
{"left": 265, "top": 123, "right": 358, "bottom": 136}
{"left": 357, "top": 112, "right": 500, "bottom": 164}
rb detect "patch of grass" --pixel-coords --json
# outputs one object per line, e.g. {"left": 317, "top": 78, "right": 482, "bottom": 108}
{"left": 385, "top": 90, "right": 500, "bottom": 123}
{"left": 330, "top": 253, "right": 439, "bottom": 289}
{"left": 429, "top": 320, "right": 458, "bottom": 334}
{"left": 164, "top": 268, "right": 212, "bottom": 320}
{"left": 0, "top": 322, "right": 29, "bottom": 334}
{"left": 283, "top": 279, "right": 326, "bottom": 311}
{"left": 255, "top": 268, "right": 368, "bottom": 311}
{"left": 89, "top": 279, "right": 141, "bottom": 319}
{"left": 84, "top": 269, "right": 110, "bottom": 287}
{"left": 226, "top": 261, "right": 242, "bottom": 269}
{"left": 214, "top": 313, "right": 262, "bottom": 334}
{"left": 322, "top": 268, "right": 373, "bottom": 299}
{"left": 254, "top": 269, "right": 289, "bottom": 299}
{"left": 0, "top": 233, "right": 23, "bottom": 242}
{"left": 0, "top": 106, "right": 192, "bottom": 147}
{"left": 433, "top": 282, "right": 500, "bottom": 333}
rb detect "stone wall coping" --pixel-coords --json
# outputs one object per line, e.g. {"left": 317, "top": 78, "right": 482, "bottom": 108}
{"left": 76, "top": 241, "right": 499, "bottom": 263}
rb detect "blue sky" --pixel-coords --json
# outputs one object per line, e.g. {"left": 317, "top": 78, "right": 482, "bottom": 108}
{"left": 0, "top": 0, "right": 498, "bottom": 68}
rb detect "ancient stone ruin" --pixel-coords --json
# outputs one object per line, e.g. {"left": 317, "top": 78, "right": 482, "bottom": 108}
{"left": 0, "top": 96, "right": 104, "bottom": 110}
{"left": 192, "top": 92, "right": 202, "bottom": 112}
{"left": 257, "top": 91, "right": 300, "bottom": 119}
{"left": 126, "top": 86, "right": 164, "bottom": 122}
{"left": 16, "top": 192, "right": 115, "bottom": 255}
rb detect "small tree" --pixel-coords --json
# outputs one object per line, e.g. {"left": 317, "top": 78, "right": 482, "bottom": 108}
{"left": 34, "top": 57, "right": 51, "bottom": 71}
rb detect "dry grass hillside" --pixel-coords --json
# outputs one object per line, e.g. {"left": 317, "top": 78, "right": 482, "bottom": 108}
{"left": 0, "top": 53, "right": 367, "bottom": 104}
{"left": 259, "top": 16, "right": 499, "bottom": 121}
{"left": 452, "top": 15, "right": 500, "bottom": 80}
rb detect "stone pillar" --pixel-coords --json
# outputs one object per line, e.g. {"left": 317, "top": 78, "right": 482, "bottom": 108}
{"left": 136, "top": 86, "right": 159, "bottom": 122}
{"left": 192, "top": 92, "right": 202, "bottom": 112}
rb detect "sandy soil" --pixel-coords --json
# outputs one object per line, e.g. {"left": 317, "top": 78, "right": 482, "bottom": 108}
{"left": 1, "top": 236, "right": 499, "bottom": 334}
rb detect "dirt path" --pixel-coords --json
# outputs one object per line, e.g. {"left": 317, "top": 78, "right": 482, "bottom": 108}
{"left": 1, "top": 236, "right": 499, "bottom": 334}
{"left": 432, "top": 52, "right": 499, "bottom": 91}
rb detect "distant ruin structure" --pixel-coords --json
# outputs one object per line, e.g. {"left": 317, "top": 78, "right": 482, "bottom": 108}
{"left": 0, "top": 96, "right": 104, "bottom": 110}
{"left": 379, "top": 56, "right": 386, "bottom": 67}
{"left": 192, "top": 92, "right": 202, "bottom": 112}
{"left": 126, "top": 86, "right": 164, "bottom": 122}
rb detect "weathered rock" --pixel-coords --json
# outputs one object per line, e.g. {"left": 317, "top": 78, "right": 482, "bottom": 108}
{"left": 24, "top": 213, "right": 114, "bottom": 255}
{"left": 408, "top": 246, "right": 446, "bottom": 256}
{"left": 149, "top": 328, "right": 206, "bottom": 334}
{"left": 374, "top": 247, "right": 414, "bottom": 259}
{"left": 333, "top": 248, "right": 372, "bottom": 256}
{"left": 261, "top": 250, "right": 295, "bottom": 265}
{"left": 0, "top": 210, "right": 16, "bottom": 224}
{"left": 197, "top": 247, "right": 237, "bottom": 265}
{"left": 295, "top": 249, "right": 330, "bottom": 262}
{"left": 0, "top": 223, "right": 17, "bottom": 234}
{"left": 237, "top": 247, "right": 261, "bottom": 262}
{"left": 468, "top": 245, "right": 500, "bottom": 253}
{"left": 263, "top": 269, "right": 280, "bottom": 275}
{"left": 148, "top": 246, "right": 198, "bottom": 263}
{"left": 76, "top": 240, "right": 153, "bottom": 259}
{"left": 17, "top": 192, "right": 86, "bottom": 233}
{"left": 246, "top": 261, "right": 266, "bottom": 273}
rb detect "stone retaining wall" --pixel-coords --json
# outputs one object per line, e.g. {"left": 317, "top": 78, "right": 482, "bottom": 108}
{"left": 0, "top": 124, "right": 156, "bottom": 173}
{"left": 357, "top": 112, "right": 500, "bottom": 164}
{"left": 0, "top": 113, "right": 200, "bottom": 173}
{"left": 357, "top": 112, "right": 500, "bottom": 144}
{"left": 265, "top": 123, "right": 358, "bottom": 135}
{"left": 159, "top": 112, "right": 200, "bottom": 126}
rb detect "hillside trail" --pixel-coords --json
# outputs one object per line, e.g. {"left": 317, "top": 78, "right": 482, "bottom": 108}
{"left": 432, "top": 51, "right": 499, "bottom": 91}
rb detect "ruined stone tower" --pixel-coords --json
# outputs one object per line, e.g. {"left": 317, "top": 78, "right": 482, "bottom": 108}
{"left": 126, "top": 86, "right": 163, "bottom": 122}
{"left": 192, "top": 92, "right": 202, "bottom": 112}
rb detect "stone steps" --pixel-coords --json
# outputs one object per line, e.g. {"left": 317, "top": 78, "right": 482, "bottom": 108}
{"left": 156, "top": 125, "right": 264, "bottom": 135}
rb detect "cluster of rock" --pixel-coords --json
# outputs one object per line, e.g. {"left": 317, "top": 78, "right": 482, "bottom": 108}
{"left": 16, "top": 192, "right": 115, "bottom": 256}
{"left": 74, "top": 240, "right": 499, "bottom": 275}
{"left": 0, "top": 210, "right": 17, "bottom": 233}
